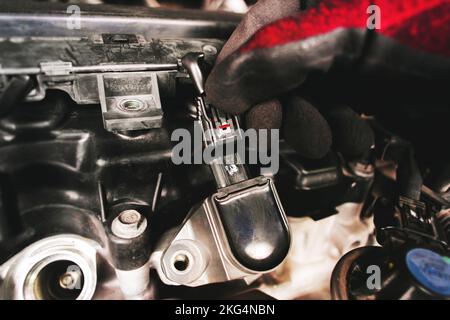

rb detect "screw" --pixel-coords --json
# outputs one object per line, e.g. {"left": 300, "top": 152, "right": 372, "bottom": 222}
{"left": 59, "top": 270, "right": 81, "bottom": 290}
{"left": 59, "top": 273, "right": 75, "bottom": 288}
{"left": 119, "top": 210, "right": 141, "bottom": 224}
{"left": 111, "top": 209, "right": 147, "bottom": 239}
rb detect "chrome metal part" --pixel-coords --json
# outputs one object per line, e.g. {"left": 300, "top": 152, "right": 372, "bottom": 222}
{"left": 152, "top": 176, "right": 290, "bottom": 287}
{"left": 2, "top": 61, "right": 178, "bottom": 77}
{"left": 115, "top": 263, "right": 151, "bottom": 299}
{"left": 0, "top": 37, "right": 223, "bottom": 104}
{"left": 0, "top": 234, "right": 99, "bottom": 300}
{"left": 109, "top": 210, "right": 151, "bottom": 299}
{"left": 0, "top": 5, "right": 241, "bottom": 39}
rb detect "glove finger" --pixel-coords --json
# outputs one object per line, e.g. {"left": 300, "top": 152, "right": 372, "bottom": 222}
{"left": 244, "top": 96, "right": 374, "bottom": 160}
{"left": 282, "top": 97, "right": 375, "bottom": 160}
{"left": 244, "top": 99, "right": 282, "bottom": 152}
{"left": 282, "top": 95, "right": 332, "bottom": 160}
{"left": 245, "top": 98, "right": 282, "bottom": 130}
{"left": 321, "top": 105, "right": 375, "bottom": 159}
{"left": 244, "top": 96, "right": 333, "bottom": 160}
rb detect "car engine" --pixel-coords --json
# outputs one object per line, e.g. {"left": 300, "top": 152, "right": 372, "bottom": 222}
{"left": 0, "top": 0, "right": 449, "bottom": 301}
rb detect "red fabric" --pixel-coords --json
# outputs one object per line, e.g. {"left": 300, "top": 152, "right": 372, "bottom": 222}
{"left": 240, "top": 0, "right": 449, "bottom": 57}
{"left": 381, "top": 0, "right": 449, "bottom": 57}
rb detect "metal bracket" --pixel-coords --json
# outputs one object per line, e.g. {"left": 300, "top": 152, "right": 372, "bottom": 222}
{"left": 97, "top": 72, "right": 163, "bottom": 132}
{"left": 40, "top": 61, "right": 73, "bottom": 76}
{"left": 152, "top": 176, "right": 290, "bottom": 287}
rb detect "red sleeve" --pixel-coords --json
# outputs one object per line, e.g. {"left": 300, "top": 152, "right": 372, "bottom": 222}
{"left": 241, "top": 0, "right": 449, "bottom": 57}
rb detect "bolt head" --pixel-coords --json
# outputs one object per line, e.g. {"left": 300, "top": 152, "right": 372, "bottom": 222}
{"left": 119, "top": 210, "right": 141, "bottom": 224}
{"left": 111, "top": 210, "right": 147, "bottom": 239}
{"left": 59, "top": 274, "right": 75, "bottom": 288}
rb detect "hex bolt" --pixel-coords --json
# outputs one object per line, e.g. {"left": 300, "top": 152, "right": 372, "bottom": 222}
{"left": 59, "top": 273, "right": 75, "bottom": 288}
{"left": 59, "top": 270, "right": 82, "bottom": 290}
{"left": 119, "top": 210, "right": 140, "bottom": 224}
{"left": 111, "top": 209, "right": 148, "bottom": 239}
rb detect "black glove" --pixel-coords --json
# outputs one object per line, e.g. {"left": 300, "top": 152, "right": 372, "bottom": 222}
{"left": 205, "top": 0, "right": 450, "bottom": 160}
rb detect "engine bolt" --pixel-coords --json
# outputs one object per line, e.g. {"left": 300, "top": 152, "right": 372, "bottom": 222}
{"left": 59, "top": 270, "right": 81, "bottom": 290}
{"left": 119, "top": 210, "right": 141, "bottom": 224}
{"left": 111, "top": 209, "right": 147, "bottom": 239}
{"left": 59, "top": 274, "right": 74, "bottom": 288}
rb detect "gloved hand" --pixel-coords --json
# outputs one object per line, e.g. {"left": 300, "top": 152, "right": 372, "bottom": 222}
{"left": 205, "top": 0, "right": 450, "bottom": 160}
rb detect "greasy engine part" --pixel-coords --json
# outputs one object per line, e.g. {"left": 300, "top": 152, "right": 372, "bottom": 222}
{"left": 369, "top": 142, "right": 450, "bottom": 254}
{"left": 331, "top": 156, "right": 450, "bottom": 300}
{"left": 152, "top": 175, "right": 290, "bottom": 287}
{"left": 331, "top": 246, "right": 450, "bottom": 300}
{"left": 0, "top": 2, "right": 448, "bottom": 301}
{"left": 106, "top": 209, "right": 151, "bottom": 299}
{"left": 0, "top": 3, "right": 241, "bottom": 300}
{"left": 152, "top": 52, "right": 290, "bottom": 287}
{"left": 0, "top": 2, "right": 240, "bottom": 39}
{"left": 0, "top": 234, "right": 99, "bottom": 300}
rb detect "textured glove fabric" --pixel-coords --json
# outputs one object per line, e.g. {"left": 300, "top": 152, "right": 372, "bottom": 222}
{"left": 206, "top": 0, "right": 450, "bottom": 114}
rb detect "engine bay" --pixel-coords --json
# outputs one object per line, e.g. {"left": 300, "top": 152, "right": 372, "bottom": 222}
{"left": 0, "top": 1, "right": 449, "bottom": 301}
